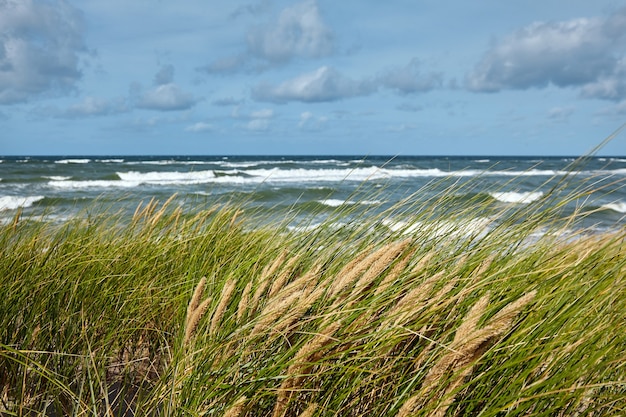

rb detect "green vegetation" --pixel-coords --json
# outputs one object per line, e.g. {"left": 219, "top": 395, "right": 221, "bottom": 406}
{"left": 0, "top": 176, "right": 624, "bottom": 416}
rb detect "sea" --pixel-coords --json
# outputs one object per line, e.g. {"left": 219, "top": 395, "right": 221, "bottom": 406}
{"left": 1, "top": 155, "right": 625, "bottom": 236}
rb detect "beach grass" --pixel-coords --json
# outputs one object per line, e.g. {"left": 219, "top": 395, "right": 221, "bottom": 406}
{"left": 0, "top": 166, "right": 625, "bottom": 416}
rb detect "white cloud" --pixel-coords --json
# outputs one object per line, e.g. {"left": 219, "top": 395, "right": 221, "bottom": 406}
{"left": 247, "top": 118, "right": 270, "bottom": 131}
{"left": 466, "top": 7, "right": 626, "bottom": 101}
{"left": 185, "top": 122, "right": 213, "bottom": 132}
{"left": 245, "top": 107, "right": 274, "bottom": 131}
{"left": 61, "top": 96, "right": 128, "bottom": 118}
{"left": 247, "top": 0, "right": 333, "bottom": 63}
{"left": 202, "top": 0, "right": 333, "bottom": 73}
{"left": 0, "top": 0, "right": 87, "bottom": 104}
{"left": 136, "top": 83, "right": 199, "bottom": 111}
{"left": 298, "top": 110, "right": 327, "bottom": 130}
{"left": 579, "top": 57, "right": 626, "bottom": 101}
{"left": 253, "top": 66, "right": 375, "bottom": 103}
{"left": 133, "top": 67, "right": 200, "bottom": 111}
{"left": 250, "top": 108, "right": 274, "bottom": 118}
{"left": 378, "top": 58, "right": 443, "bottom": 94}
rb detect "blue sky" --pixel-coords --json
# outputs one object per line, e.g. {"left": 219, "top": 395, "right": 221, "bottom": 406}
{"left": 1, "top": 0, "right": 626, "bottom": 155}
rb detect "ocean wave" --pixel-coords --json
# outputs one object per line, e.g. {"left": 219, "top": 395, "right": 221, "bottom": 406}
{"left": 0, "top": 195, "right": 45, "bottom": 211}
{"left": 43, "top": 166, "right": 581, "bottom": 190}
{"left": 489, "top": 191, "right": 544, "bottom": 204}
{"left": 44, "top": 176, "right": 72, "bottom": 181}
{"left": 117, "top": 170, "right": 218, "bottom": 184}
{"left": 97, "top": 159, "right": 125, "bottom": 163}
{"left": 601, "top": 201, "right": 626, "bottom": 213}
{"left": 55, "top": 159, "right": 91, "bottom": 164}
{"left": 317, "top": 199, "right": 383, "bottom": 207}
{"left": 125, "top": 160, "right": 208, "bottom": 166}
{"left": 49, "top": 179, "right": 140, "bottom": 189}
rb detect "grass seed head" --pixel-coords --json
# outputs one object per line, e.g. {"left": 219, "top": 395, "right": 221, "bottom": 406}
{"left": 186, "top": 276, "right": 207, "bottom": 326}
{"left": 184, "top": 297, "right": 211, "bottom": 344}
{"left": 210, "top": 278, "right": 237, "bottom": 335}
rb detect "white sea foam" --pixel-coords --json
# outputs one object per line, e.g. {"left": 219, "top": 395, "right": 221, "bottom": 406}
{"left": 42, "top": 165, "right": 588, "bottom": 190}
{"left": 318, "top": 199, "right": 382, "bottom": 207}
{"left": 117, "top": 170, "right": 217, "bottom": 184}
{"left": 55, "top": 159, "right": 91, "bottom": 164}
{"left": 126, "top": 160, "right": 207, "bottom": 166}
{"left": 49, "top": 179, "right": 140, "bottom": 189}
{"left": 0, "top": 195, "right": 45, "bottom": 211}
{"left": 44, "top": 176, "right": 71, "bottom": 181}
{"left": 97, "top": 159, "right": 125, "bottom": 163}
{"left": 490, "top": 191, "right": 544, "bottom": 204}
{"left": 601, "top": 201, "right": 626, "bottom": 213}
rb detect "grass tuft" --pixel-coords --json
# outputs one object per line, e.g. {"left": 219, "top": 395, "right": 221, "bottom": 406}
{"left": 0, "top": 156, "right": 624, "bottom": 416}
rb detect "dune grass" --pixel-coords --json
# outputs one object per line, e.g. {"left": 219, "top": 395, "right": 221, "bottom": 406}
{"left": 0, "top": 167, "right": 625, "bottom": 416}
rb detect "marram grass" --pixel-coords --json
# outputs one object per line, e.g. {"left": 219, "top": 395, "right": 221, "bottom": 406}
{"left": 0, "top": 171, "right": 625, "bottom": 417}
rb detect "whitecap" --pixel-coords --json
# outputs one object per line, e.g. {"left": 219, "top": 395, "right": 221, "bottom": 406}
{"left": 490, "top": 191, "right": 544, "bottom": 204}
{"left": 318, "top": 199, "right": 382, "bottom": 207}
{"left": 117, "top": 170, "right": 217, "bottom": 184}
{"left": 55, "top": 159, "right": 91, "bottom": 164}
{"left": 601, "top": 201, "right": 626, "bottom": 213}
{"left": 0, "top": 195, "right": 45, "bottom": 211}
{"left": 44, "top": 176, "right": 71, "bottom": 181}
{"left": 49, "top": 179, "right": 139, "bottom": 189}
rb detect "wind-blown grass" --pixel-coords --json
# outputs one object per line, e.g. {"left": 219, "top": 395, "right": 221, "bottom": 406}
{"left": 0, "top": 161, "right": 624, "bottom": 416}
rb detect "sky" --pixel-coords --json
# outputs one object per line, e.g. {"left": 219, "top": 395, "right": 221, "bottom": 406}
{"left": 1, "top": 0, "right": 626, "bottom": 156}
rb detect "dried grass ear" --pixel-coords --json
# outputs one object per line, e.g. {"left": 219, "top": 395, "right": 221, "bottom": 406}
{"left": 186, "top": 276, "right": 207, "bottom": 326}
{"left": 184, "top": 276, "right": 211, "bottom": 345}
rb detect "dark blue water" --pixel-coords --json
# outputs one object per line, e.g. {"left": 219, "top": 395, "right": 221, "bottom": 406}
{"left": 1, "top": 155, "right": 625, "bottom": 233}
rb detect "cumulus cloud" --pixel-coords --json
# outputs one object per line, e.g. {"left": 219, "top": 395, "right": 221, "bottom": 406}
{"left": 253, "top": 66, "right": 375, "bottom": 103}
{"left": 579, "top": 57, "right": 626, "bottom": 101}
{"left": 201, "top": 0, "right": 333, "bottom": 73}
{"left": 244, "top": 107, "right": 274, "bottom": 131}
{"left": 378, "top": 58, "right": 443, "bottom": 94}
{"left": 466, "top": 7, "right": 626, "bottom": 101}
{"left": 136, "top": 84, "right": 198, "bottom": 111}
{"left": 247, "top": 0, "right": 333, "bottom": 63}
{"left": 298, "top": 110, "right": 327, "bottom": 130}
{"left": 246, "top": 118, "right": 270, "bottom": 131}
{"left": 0, "top": 0, "right": 87, "bottom": 104}
{"left": 134, "top": 66, "right": 199, "bottom": 111}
